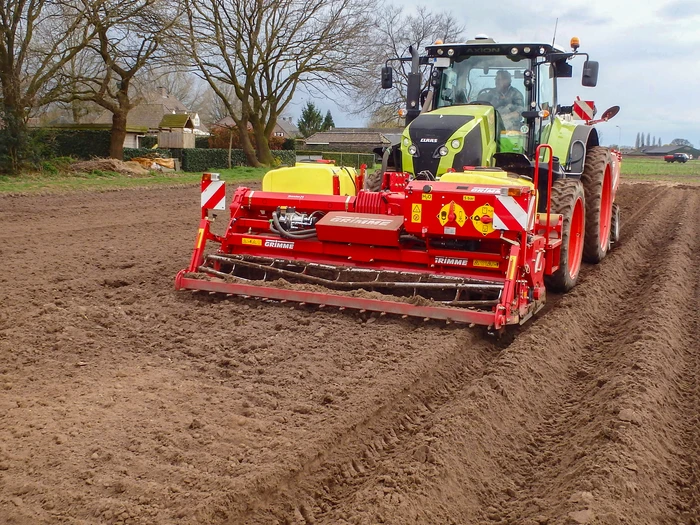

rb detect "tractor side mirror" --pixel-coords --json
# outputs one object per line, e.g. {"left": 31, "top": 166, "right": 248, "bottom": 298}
{"left": 582, "top": 60, "right": 599, "bottom": 87}
{"left": 381, "top": 66, "right": 393, "bottom": 89}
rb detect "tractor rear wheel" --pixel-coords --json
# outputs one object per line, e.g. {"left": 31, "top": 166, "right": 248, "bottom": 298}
{"left": 581, "top": 146, "right": 613, "bottom": 263}
{"left": 545, "top": 178, "right": 586, "bottom": 293}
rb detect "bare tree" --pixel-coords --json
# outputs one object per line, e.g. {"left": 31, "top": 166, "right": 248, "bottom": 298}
{"left": 183, "top": 0, "right": 375, "bottom": 167}
{"left": 0, "top": 0, "right": 94, "bottom": 172}
{"left": 354, "top": 5, "right": 466, "bottom": 126}
{"left": 59, "top": 0, "right": 181, "bottom": 159}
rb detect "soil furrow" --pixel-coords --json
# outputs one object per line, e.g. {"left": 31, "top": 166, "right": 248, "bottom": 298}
{"left": 486, "top": 188, "right": 700, "bottom": 523}
{"left": 1, "top": 183, "right": 699, "bottom": 525}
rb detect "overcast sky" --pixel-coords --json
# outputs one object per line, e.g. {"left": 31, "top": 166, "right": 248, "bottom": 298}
{"left": 290, "top": 0, "right": 700, "bottom": 147}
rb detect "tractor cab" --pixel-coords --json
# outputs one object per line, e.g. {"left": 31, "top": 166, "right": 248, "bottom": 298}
{"left": 382, "top": 37, "right": 602, "bottom": 182}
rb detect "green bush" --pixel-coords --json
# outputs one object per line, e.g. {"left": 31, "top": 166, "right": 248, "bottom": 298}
{"left": 140, "top": 135, "right": 158, "bottom": 149}
{"left": 296, "top": 150, "right": 375, "bottom": 169}
{"left": 181, "top": 149, "right": 295, "bottom": 172}
{"left": 282, "top": 138, "right": 296, "bottom": 150}
{"left": 36, "top": 129, "right": 112, "bottom": 159}
{"left": 195, "top": 136, "right": 210, "bottom": 149}
{"left": 123, "top": 148, "right": 173, "bottom": 161}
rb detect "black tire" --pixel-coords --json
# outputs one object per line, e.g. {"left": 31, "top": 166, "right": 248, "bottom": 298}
{"left": 545, "top": 178, "right": 586, "bottom": 293}
{"left": 581, "top": 146, "right": 613, "bottom": 264}
{"left": 610, "top": 202, "right": 620, "bottom": 246}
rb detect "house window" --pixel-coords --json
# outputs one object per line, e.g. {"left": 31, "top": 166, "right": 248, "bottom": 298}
{"left": 274, "top": 132, "right": 284, "bottom": 137}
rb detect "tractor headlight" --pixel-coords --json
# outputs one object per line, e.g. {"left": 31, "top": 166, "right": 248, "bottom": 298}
{"left": 408, "top": 144, "right": 418, "bottom": 156}
{"left": 403, "top": 137, "right": 410, "bottom": 147}
{"left": 450, "top": 139, "right": 460, "bottom": 149}
{"left": 438, "top": 146, "right": 449, "bottom": 156}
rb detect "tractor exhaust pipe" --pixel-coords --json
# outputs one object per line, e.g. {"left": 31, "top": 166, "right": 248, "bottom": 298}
{"left": 405, "top": 45, "right": 422, "bottom": 126}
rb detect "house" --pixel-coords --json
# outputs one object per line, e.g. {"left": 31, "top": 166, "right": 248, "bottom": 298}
{"left": 158, "top": 114, "right": 195, "bottom": 149}
{"left": 211, "top": 115, "right": 300, "bottom": 139}
{"left": 304, "top": 128, "right": 405, "bottom": 153}
{"left": 642, "top": 144, "right": 700, "bottom": 159}
{"left": 86, "top": 88, "right": 207, "bottom": 148}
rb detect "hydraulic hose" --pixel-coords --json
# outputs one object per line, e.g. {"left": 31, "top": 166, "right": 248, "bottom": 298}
{"left": 271, "top": 211, "right": 317, "bottom": 239}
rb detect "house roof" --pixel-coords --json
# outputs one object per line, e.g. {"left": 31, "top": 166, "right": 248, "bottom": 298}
{"left": 643, "top": 144, "right": 700, "bottom": 155}
{"left": 159, "top": 114, "right": 194, "bottom": 129}
{"left": 87, "top": 89, "right": 194, "bottom": 131}
{"left": 277, "top": 118, "right": 300, "bottom": 137}
{"left": 305, "top": 130, "right": 395, "bottom": 145}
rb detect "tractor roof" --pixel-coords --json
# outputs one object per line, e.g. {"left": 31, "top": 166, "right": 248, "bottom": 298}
{"left": 425, "top": 40, "right": 566, "bottom": 60}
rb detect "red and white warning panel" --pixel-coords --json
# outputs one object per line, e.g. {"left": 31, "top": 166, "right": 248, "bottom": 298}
{"left": 573, "top": 98, "right": 595, "bottom": 121}
{"left": 201, "top": 173, "right": 226, "bottom": 211}
{"left": 492, "top": 194, "right": 535, "bottom": 231}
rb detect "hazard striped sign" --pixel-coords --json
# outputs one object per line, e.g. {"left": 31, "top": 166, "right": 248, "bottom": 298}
{"left": 201, "top": 177, "right": 226, "bottom": 210}
{"left": 573, "top": 98, "right": 595, "bottom": 121}
{"left": 492, "top": 195, "right": 534, "bottom": 231}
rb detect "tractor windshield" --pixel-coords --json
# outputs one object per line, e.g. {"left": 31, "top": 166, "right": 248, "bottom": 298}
{"left": 436, "top": 55, "right": 529, "bottom": 152}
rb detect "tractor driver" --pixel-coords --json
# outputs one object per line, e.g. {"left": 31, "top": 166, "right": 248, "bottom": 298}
{"left": 484, "top": 70, "right": 525, "bottom": 130}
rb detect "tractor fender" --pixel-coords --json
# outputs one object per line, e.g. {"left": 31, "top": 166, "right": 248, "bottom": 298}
{"left": 543, "top": 119, "right": 600, "bottom": 175}
{"left": 568, "top": 125, "right": 600, "bottom": 174}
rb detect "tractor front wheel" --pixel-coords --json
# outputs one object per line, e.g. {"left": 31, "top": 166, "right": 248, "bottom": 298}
{"left": 581, "top": 146, "right": 613, "bottom": 263}
{"left": 545, "top": 178, "right": 586, "bottom": 293}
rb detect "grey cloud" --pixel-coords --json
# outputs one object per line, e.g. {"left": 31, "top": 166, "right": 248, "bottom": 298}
{"left": 658, "top": 0, "right": 700, "bottom": 19}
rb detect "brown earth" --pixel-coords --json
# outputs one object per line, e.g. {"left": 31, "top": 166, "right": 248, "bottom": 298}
{"left": 0, "top": 181, "right": 698, "bottom": 525}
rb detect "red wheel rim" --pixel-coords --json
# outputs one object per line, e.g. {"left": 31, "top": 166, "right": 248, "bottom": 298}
{"left": 568, "top": 196, "right": 584, "bottom": 279}
{"left": 599, "top": 168, "right": 612, "bottom": 249}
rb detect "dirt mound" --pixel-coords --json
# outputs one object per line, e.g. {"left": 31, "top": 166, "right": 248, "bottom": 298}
{"left": 0, "top": 182, "right": 698, "bottom": 524}
{"left": 71, "top": 158, "right": 150, "bottom": 176}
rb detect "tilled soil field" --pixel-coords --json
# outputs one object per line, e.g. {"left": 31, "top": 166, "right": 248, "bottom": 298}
{"left": 0, "top": 181, "right": 698, "bottom": 525}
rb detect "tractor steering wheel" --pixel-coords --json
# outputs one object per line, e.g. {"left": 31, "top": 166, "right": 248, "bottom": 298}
{"left": 476, "top": 88, "right": 495, "bottom": 102}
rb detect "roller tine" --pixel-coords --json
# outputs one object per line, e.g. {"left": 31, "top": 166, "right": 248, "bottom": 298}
{"left": 359, "top": 309, "right": 366, "bottom": 314}
{"left": 402, "top": 315, "right": 408, "bottom": 319}
{"left": 318, "top": 304, "right": 326, "bottom": 309}
{"left": 469, "top": 323, "right": 476, "bottom": 328}
{"left": 380, "top": 312, "right": 386, "bottom": 317}
{"left": 423, "top": 317, "right": 430, "bottom": 322}
{"left": 298, "top": 302, "right": 306, "bottom": 307}
{"left": 339, "top": 306, "right": 346, "bottom": 311}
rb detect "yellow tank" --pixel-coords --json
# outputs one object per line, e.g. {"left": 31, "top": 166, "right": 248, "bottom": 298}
{"left": 439, "top": 168, "right": 534, "bottom": 190}
{"left": 263, "top": 162, "right": 358, "bottom": 196}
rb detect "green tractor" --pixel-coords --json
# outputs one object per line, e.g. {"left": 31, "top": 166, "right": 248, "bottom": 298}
{"left": 378, "top": 36, "right": 621, "bottom": 291}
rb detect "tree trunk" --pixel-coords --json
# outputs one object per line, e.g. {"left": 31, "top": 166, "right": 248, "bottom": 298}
{"left": 0, "top": 96, "right": 29, "bottom": 175}
{"left": 110, "top": 111, "right": 128, "bottom": 160}
{"left": 228, "top": 128, "right": 233, "bottom": 169}
{"left": 253, "top": 124, "right": 274, "bottom": 166}
{"left": 237, "top": 122, "right": 261, "bottom": 167}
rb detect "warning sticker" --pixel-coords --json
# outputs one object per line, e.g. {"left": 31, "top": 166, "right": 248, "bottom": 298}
{"left": 438, "top": 201, "right": 467, "bottom": 227}
{"left": 411, "top": 203, "right": 422, "bottom": 223}
{"left": 471, "top": 203, "right": 495, "bottom": 236}
{"left": 242, "top": 237, "right": 263, "bottom": 246}
{"left": 473, "top": 259, "right": 500, "bottom": 269}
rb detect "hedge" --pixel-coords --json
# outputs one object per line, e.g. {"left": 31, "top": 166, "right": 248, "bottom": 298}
{"left": 140, "top": 135, "right": 158, "bottom": 149}
{"left": 296, "top": 150, "right": 375, "bottom": 169}
{"left": 33, "top": 129, "right": 112, "bottom": 159}
{"left": 123, "top": 148, "right": 173, "bottom": 161}
{"left": 195, "top": 136, "right": 210, "bottom": 149}
{"left": 181, "top": 148, "right": 296, "bottom": 172}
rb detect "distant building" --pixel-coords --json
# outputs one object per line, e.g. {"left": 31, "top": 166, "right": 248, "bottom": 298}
{"left": 85, "top": 87, "right": 207, "bottom": 148}
{"left": 641, "top": 144, "right": 700, "bottom": 158}
{"left": 304, "top": 128, "right": 404, "bottom": 153}
{"left": 212, "top": 115, "right": 301, "bottom": 139}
